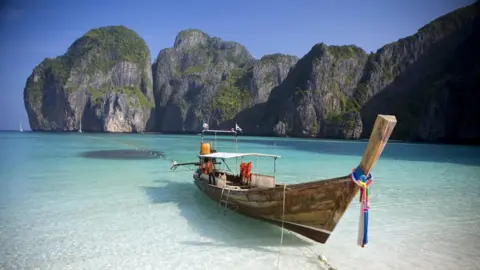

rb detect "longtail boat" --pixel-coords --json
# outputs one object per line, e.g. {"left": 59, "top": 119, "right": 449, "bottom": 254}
{"left": 171, "top": 115, "right": 397, "bottom": 246}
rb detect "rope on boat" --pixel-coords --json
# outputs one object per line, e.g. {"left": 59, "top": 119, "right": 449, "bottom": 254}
{"left": 272, "top": 178, "right": 336, "bottom": 269}
{"left": 275, "top": 183, "right": 287, "bottom": 269}
{"left": 85, "top": 135, "right": 163, "bottom": 158}
{"left": 274, "top": 184, "right": 334, "bottom": 269}
{"left": 350, "top": 166, "right": 374, "bottom": 248}
{"left": 218, "top": 185, "right": 241, "bottom": 215}
{"left": 274, "top": 229, "right": 336, "bottom": 270}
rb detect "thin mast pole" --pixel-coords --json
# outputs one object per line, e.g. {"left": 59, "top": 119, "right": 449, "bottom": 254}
{"left": 274, "top": 157, "right": 277, "bottom": 180}
{"left": 235, "top": 131, "right": 238, "bottom": 153}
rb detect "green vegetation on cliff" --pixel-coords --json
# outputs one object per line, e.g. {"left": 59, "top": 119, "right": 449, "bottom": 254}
{"left": 25, "top": 56, "right": 72, "bottom": 104}
{"left": 66, "top": 26, "right": 150, "bottom": 73}
{"left": 212, "top": 69, "right": 253, "bottom": 121}
{"left": 24, "top": 25, "right": 155, "bottom": 132}
{"left": 88, "top": 85, "right": 154, "bottom": 108}
{"left": 152, "top": 28, "right": 256, "bottom": 130}
{"left": 25, "top": 25, "right": 152, "bottom": 105}
{"left": 183, "top": 65, "right": 204, "bottom": 74}
{"left": 327, "top": 45, "right": 365, "bottom": 59}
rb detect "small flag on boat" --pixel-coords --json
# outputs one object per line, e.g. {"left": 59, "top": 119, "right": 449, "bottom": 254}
{"left": 235, "top": 123, "right": 243, "bottom": 132}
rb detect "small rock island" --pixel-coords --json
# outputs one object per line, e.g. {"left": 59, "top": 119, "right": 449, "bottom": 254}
{"left": 24, "top": 26, "right": 155, "bottom": 132}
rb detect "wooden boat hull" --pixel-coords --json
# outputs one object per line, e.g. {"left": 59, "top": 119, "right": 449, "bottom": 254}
{"left": 193, "top": 171, "right": 359, "bottom": 244}
{"left": 186, "top": 114, "right": 397, "bottom": 245}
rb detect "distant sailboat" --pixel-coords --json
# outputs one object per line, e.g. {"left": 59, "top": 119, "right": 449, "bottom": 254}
{"left": 20, "top": 122, "right": 23, "bottom": 132}
{"left": 79, "top": 122, "right": 82, "bottom": 133}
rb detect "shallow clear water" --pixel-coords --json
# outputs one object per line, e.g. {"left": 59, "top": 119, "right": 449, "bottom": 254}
{"left": 1, "top": 132, "right": 479, "bottom": 270}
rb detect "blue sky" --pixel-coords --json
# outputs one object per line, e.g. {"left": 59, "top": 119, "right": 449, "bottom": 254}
{"left": 0, "top": 0, "right": 475, "bottom": 130}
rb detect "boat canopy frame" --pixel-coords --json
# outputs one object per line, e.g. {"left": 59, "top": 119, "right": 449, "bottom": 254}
{"left": 199, "top": 151, "right": 280, "bottom": 179}
{"left": 198, "top": 152, "right": 281, "bottom": 159}
{"left": 199, "top": 129, "right": 279, "bottom": 177}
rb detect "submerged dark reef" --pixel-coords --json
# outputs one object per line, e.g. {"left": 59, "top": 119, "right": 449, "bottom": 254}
{"left": 80, "top": 149, "right": 165, "bottom": 160}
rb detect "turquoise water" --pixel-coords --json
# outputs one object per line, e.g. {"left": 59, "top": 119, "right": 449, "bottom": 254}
{"left": 1, "top": 132, "right": 479, "bottom": 270}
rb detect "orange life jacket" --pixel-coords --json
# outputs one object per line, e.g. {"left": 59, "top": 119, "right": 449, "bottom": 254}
{"left": 240, "top": 161, "right": 252, "bottom": 180}
{"left": 206, "top": 161, "right": 213, "bottom": 174}
{"left": 240, "top": 162, "right": 246, "bottom": 176}
{"left": 201, "top": 161, "right": 212, "bottom": 174}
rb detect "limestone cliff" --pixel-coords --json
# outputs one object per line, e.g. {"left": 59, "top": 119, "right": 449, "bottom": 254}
{"left": 24, "top": 26, "right": 154, "bottom": 132}
{"left": 152, "top": 29, "right": 298, "bottom": 132}
{"left": 254, "top": 44, "right": 367, "bottom": 139}
{"left": 24, "top": 2, "right": 480, "bottom": 143}
{"left": 359, "top": 2, "right": 480, "bottom": 143}
{"left": 235, "top": 1, "right": 480, "bottom": 142}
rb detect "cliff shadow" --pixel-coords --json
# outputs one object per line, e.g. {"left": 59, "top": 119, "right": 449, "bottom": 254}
{"left": 145, "top": 107, "right": 157, "bottom": 132}
{"left": 140, "top": 179, "right": 315, "bottom": 250}
{"left": 218, "top": 103, "right": 274, "bottom": 136}
{"left": 359, "top": 18, "right": 479, "bottom": 143}
{"left": 81, "top": 99, "right": 104, "bottom": 132}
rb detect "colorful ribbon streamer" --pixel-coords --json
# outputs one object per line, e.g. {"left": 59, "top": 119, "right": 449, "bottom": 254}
{"left": 350, "top": 166, "right": 373, "bottom": 248}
